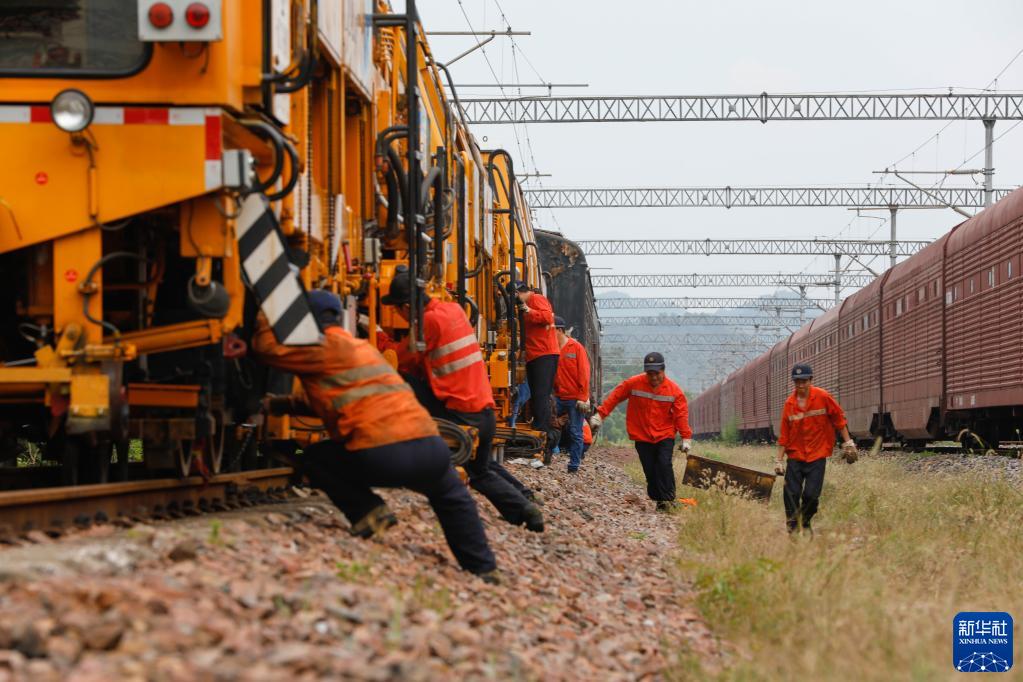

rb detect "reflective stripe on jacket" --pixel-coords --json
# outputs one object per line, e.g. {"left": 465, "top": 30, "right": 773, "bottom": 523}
{"left": 597, "top": 374, "right": 692, "bottom": 443}
{"left": 521, "top": 293, "right": 559, "bottom": 361}
{"left": 251, "top": 314, "right": 438, "bottom": 450}
{"left": 778, "top": 386, "right": 847, "bottom": 462}
{"left": 554, "top": 337, "right": 591, "bottom": 401}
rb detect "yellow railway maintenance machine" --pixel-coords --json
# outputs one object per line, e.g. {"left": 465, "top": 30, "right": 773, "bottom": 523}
{"left": 0, "top": 1, "right": 546, "bottom": 485}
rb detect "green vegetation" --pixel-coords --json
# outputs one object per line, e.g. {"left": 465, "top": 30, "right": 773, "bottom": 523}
{"left": 668, "top": 444, "right": 1023, "bottom": 681}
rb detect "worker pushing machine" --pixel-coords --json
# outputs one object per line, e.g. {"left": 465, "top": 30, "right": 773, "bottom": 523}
{"left": 252, "top": 290, "right": 498, "bottom": 580}
{"left": 513, "top": 282, "right": 560, "bottom": 460}
{"left": 590, "top": 352, "right": 692, "bottom": 511}
{"left": 775, "top": 364, "right": 858, "bottom": 534}
{"left": 553, "top": 316, "right": 591, "bottom": 473}
{"left": 378, "top": 267, "right": 545, "bottom": 532}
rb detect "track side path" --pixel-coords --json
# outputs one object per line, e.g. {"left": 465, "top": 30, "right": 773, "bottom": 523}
{"left": 0, "top": 446, "right": 718, "bottom": 681}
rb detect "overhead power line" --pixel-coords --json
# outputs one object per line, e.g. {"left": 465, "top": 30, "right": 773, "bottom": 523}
{"left": 592, "top": 273, "right": 875, "bottom": 288}
{"left": 459, "top": 92, "right": 1023, "bottom": 124}
{"left": 596, "top": 296, "right": 832, "bottom": 310}
{"left": 579, "top": 238, "right": 929, "bottom": 257}
{"left": 523, "top": 185, "right": 1012, "bottom": 209}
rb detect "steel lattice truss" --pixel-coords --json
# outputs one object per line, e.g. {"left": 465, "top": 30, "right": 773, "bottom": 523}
{"left": 596, "top": 296, "right": 833, "bottom": 310}
{"left": 602, "top": 332, "right": 779, "bottom": 347}
{"left": 460, "top": 93, "right": 1023, "bottom": 124}
{"left": 592, "top": 272, "right": 874, "bottom": 288}
{"left": 523, "top": 186, "right": 1010, "bottom": 209}
{"left": 579, "top": 238, "right": 929, "bottom": 257}
{"left": 601, "top": 314, "right": 803, "bottom": 328}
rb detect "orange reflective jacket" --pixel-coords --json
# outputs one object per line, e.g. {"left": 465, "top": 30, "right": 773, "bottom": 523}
{"left": 778, "top": 386, "right": 847, "bottom": 463}
{"left": 521, "top": 293, "right": 559, "bottom": 361}
{"left": 597, "top": 374, "right": 692, "bottom": 443}
{"left": 251, "top": 315, "right": 438, "bottom": 451}
{"left": 378, "top": 300, "right": 495, "bottom": 413}
{"left": 554, "top": 337, "right": 591, "bottom": 401}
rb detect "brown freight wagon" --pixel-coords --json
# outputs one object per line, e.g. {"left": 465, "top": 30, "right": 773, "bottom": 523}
{"left": 881, "top": 234, "right": 952, "bottom": 442}
{"left": 768, "top": 336, "right": 792, "bottom": 440}
{"left": 944, "top": 189, "right": 1023, "bottom": 445}
{"left": 805, "top": 305, "right": 842, "bottom": 401}
{"left": 740, "top": 351, "right": 772, "bottom": 441}
{"left": 838, "top": 273, "right": 889, "bottom": 440}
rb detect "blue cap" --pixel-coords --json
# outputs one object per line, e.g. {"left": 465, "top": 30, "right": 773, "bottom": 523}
{"left": 791, "top": 364, "right": 814, "bottom": 380}
{"left": 643, "top": 352, "right": 665, "bottom": 371}
{"left": 513, "top": 280, "right": 530, "bottom": 292}
{"left": 554, "top": 316, "right": 567, "bottom": 329}
{"left": 308, "top": 290, "right": 342, "bottom": 318}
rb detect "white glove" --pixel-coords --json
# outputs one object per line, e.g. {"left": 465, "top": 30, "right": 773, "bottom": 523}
{"left": 357, "top": 313, "right": 370, "bottom": 330}
{"left": 575, "top": 400, "right": 591, "bottom": 413}
{"left": 588, "top": 414, "right": 603, "bottom": 431}
{"left": 774, "top": 460, "right": 785, "bottom": 476}
{"left": 680, "top": 439, "right": 692, "bottom": 454}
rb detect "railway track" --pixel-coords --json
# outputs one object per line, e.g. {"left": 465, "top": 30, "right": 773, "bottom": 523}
{"left": 0, "top": 467, "right": 295, "bottom": 540}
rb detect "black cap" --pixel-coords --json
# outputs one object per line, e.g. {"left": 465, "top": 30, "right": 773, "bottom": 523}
{"left": 513, "top": 280, "right": 530, "bottom": 292}
{"left": 791, "top": 364, "right": 814, "bottom": 380}
{"left": 554, "top": 316, "right": 567, "bottom": 329}
{"left": 381, "top": 265, "right": 411, "bottom": 306}
{"left": 643, "top": 351, "right": 665, "bottom": 371}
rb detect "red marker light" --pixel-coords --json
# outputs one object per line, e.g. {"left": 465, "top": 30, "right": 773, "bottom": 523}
{"left": 148, "top": 2, "right": 174, "bottom": 28}
{"left": 35, "top": 172, "right": 48, "bottom": 185}
{"left": 185, "top": 3, "right": 210, "bottom": 28}
{"left": 64, "top": 269, "right": 78, "bottom": 283}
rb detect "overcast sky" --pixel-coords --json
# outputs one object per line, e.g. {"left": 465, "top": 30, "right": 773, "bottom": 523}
{"left": 414, "top": 0, "right": 1023, "bottom": 386}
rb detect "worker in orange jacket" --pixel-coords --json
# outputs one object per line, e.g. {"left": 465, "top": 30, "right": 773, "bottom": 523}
{"left": 776, "top": 364, "right": 857, "bottom": 534}
{"left": 252, "top": 290, "right": 498, "bottom": 580}
{"left": 552, "top": 316, "right": 591, "bottom": 473}
{"left": 376, "top": 267, "right": 544, "bottom": 532}
{"left": 590, "top": 352, "right": 691, "bottom": 511}
{"left": 513, "top": 281, "right": 560, "bottom": 455}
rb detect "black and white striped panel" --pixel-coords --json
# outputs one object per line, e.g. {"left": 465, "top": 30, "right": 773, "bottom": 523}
{"left": 236, "top": 195, "right": 322, "bottom": 346}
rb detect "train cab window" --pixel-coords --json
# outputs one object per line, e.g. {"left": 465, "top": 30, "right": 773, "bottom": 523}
{"left": 0, "top": 2, "right": 150, "bottom": 77}
{"left": 918, "top": 286, "right": 926, "bottom": 303}
{"left": 862, "top": 313, "right": 870, "bottom": 330}
{"left": 1009, "top": 261, "right": 1014, "bottom": 279}
{"left": 895, "top": 299, "right": 903, "bottom": 316}
{"left": 988, "top": 268, "right": 996, "bottom": 288}
{"left": 968, "top": 278, "right": 975, "bottom": 295}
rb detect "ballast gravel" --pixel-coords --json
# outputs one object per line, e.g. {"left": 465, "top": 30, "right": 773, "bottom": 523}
{"left": 0, "top": 447, "right": 719, "bottom": 681}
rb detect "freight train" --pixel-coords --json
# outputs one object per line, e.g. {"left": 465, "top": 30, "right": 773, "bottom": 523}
{"left": 690, "top": 188, "right": 1023, "bottom": 449}
{"left": 0, "top": 1, "right": 594, "bottom": 484}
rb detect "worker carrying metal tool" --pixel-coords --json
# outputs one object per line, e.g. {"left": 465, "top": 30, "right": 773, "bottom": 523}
{"left": 553, "top": 316, "right": 591, "bottom": 473}
{"left": 252, "top": 290, "right": 499, "bottom": 581}
{"left": 589, "top": 352, "right": 692, "bottom": 511}
{"left": 775, "top": 364, "right": 857, "bottom": 535}
{"left": 513, "top": 281, "right": 560, "bottom": 460}
{"left": 377, "top": 266, "right": 545, "bottom": 532}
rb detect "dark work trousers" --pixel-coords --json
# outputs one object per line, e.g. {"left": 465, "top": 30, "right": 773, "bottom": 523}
{"left": 443, "top": 407, "right": 535, "bottom": 525}
{"left": 302, "top": 436, "right": 496, "bottom": 574}
{"left": 634, "top": 439, "right": 677, "bottom": 502}
{"left": 401, "top": 374, "right": 536, "bottom": 522}
{"left": 526, "top": 354, "right": 560, "bottom": 448}
{"left": 783, "top": 457, "right": 827, "bottom": 530}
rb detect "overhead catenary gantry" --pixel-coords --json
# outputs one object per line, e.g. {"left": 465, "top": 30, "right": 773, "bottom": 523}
{"left": 591, "top": 272, "right": 875, "bottom": 289}
{"left": 600, "top": 314, "right": 804, "bottom": 329}
{"left": 602, "top": 332, "right": 780, "bottom": 347}
{"left": 460, "top": 92, "right": 1023, "bottom": 124}
{"left": 579, "top": 238, "right": 929, "bottom": 257}
{"left": 596, "top": 296, "right": 833, "bottom": 311}
{"left": 523, "top": 186, "right": 1012, "bottom": 209}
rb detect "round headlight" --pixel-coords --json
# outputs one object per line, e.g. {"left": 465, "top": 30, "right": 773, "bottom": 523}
{"left": 51, "top": 89, "right": 94, "bottom": 133}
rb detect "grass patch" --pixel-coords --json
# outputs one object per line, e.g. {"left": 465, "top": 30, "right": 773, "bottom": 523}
{"left": 335, "top": 560, "right": 372, "bottom": 582}
{"left": 671, "top": 444, "right": 1023, "bottom": 681}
